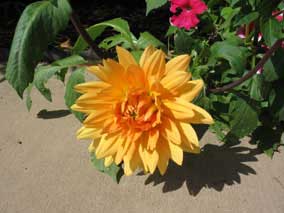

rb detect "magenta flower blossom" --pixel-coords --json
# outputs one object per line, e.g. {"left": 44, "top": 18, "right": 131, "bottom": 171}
{"left": 170, "top": 0, "right": 208, "bottom": 30}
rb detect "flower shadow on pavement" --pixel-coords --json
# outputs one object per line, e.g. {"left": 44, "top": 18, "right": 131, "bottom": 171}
{"left": 144, "top": 126, "right": 260, "bottom": 195}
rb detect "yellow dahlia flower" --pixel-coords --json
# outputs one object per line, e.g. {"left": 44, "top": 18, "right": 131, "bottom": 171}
{"left": 72, "top": 46, "right": 213, "bottom": 176}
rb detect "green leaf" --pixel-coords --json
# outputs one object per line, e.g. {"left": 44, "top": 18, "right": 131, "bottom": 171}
{"left": 5, "top": 0, "right": 71, "bottom": 97}
{"left": 263, "top": 48, "right": 284, "bottom": 82}
{"left": 209, "top": 41, "right": 249, "bottom": 74}
{"left": 131, "top": 50, "right": 143, "bottom": 63}
{"left": 99, "top": 34, "right": 132, "bottom": 50}
{"left": 220, "top": 7, "right": 240, "bottom": 29}
{"left": 34, "top": 66, "right": 59, "bottom": 102}
{"left": 166, "top": 26, "right": 178, "bottom": 37}
{"left": 225, "top": 0, "right": 241, "bottom": 7}
{"left": 90, "top": 153, "right": 124, "bottom": 183}
{"left": 251, "top": 125, "right": 283, "bottom": 158}
{"left": 269, "top": 81, "right": 284, "bottom": 122}
{"left": 52, "top": 55, "right": 87, "bottom": 67}
{"left": 136, "top": 32, "right": 166, "bottom": 50}
{"left": 248, "top": 75, "right": 265, "bottom": 101}
{"left": 260, "top": 18, "right": 283, "bottom": 46}
{"left": 73, "top": 18, "right": 136, "bottom": 53}
{"left": 235, "top": 12, "right": 259, "bottom": 26}
{"left": 257, "top": 0, "right": 282, "bottom": 20}
{"left": 49, "top": 0, "right": 58, "bottom": 7}
{"left": 33, "top": 55, "right": 87, "bottom": 102}
{"left": 145, "top": 0, "right": 167, "bottom": 15}
{"left": 228, "top": 96, "right": 259, "bottom": 138}
{"left": 64, "top": 68, "right": 85, "bottom": 122}
{"left": 174, "top": 30, "right": 195, "bottom": 54}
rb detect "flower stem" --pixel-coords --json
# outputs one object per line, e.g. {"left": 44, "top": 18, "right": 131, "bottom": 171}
{"left": 208, "top": 39, "right": 283, "bottom": 93}
{"left": 70, "top": 12, "right": 104, "bottom": 59}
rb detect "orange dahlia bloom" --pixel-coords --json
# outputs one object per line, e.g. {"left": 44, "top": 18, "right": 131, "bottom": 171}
{"left": 72, "top": 46, "right": 213, "bottom": 176}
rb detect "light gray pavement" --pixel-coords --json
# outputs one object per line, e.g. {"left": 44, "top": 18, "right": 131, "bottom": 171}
{"left": 0, "top": 78, "right": 284, "bottom": 213}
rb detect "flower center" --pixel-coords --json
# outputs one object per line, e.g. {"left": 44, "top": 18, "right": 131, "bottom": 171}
{"left": 115, "top": 89, "right": 161, "bottom": 132}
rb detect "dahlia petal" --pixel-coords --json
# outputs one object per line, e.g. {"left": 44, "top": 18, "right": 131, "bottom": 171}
{"left": 166, "top": 54, "right": 191, "bottom": 74}
{"left": 83, "top": 110, "right": 113, "bottom": 127}
{"left": 126, "top": 65, "right": 145, "bottom": 88}
{"left": 179, "top": 122, "right": 200, "bottom": 153}
{"left": 88, "top": 139, "right": 100, "bottom": 153}
{"left": 76, "top": 126, "right": 101, "bottom": 140}
{"left": 71, "top": 104, "right": 94, "bottom": 113}
{"left": 168, "top": 141, "right": 183, "bottom": 165}
{"left": 145, "top": 150, "right": 159, "bottom": 174}
{"left": 74, "top": 81, "right": 110, "bottom": 94}
{"left": 114, "top": 137, "right": 127, "bottom": 164}
{"left": 96, "top": 133, "right": 120, "bottom": 159}
{"left": 139, "top": 45, "right": 156, "bottom": 68}
{"left": 87, "top": 66, "right": 108, "bottom": 82}
{"left": 156, "top": 139, "right": 170, "bottom": 175}
{"left": 163, "top": 98, "right": 195, "bottom": 120}
{"left": 187, "top": 103, "right": 214, "bottom": 124}
{"left": 162, "top": 118, "right": 182, "bottom": 145}
{"left": 178, "top": 79, "right": 204, "bottom": 101}
{"left": 138, "top": 138, "right": 149, "bottom": 173}
{"left": 147, "top": 129, "right": 159, "bottom": 150}
{"left": 142, "top": 49, "right": 166, "bottom": 80}
{"left": 160, "top": 70, "right": 191, "bottom": 93}
{"left": 116, "top": 46, "right": 137, "bottom": 69}
{"left": 116, "top": 132, "right": 141, "bottom": 164}
{"left": 104, "top": 156, "right": 114, "bottom": 167}
{"left": 124, "top": 150, "right": 141, "bottom": 176}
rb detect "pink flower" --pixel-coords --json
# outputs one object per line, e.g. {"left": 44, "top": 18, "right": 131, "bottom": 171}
{"left": 170, "top": 0, "right": 208, "bottom": 30}
{"left": 273, "top": 11, "right": 283, "bottom": 22}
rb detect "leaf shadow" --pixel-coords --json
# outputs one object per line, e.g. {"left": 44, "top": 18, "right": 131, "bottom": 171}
{"left": 144, "top": 127, "right": 260, "bottom": 195}
{"left": 37, "top": 109, "right": 71, "bottom": 119}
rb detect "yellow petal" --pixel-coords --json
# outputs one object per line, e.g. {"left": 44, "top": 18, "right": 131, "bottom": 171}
{"left": 96, "top": 133, "right": 120, "bottom": 158}
{"left": 144, "top": 150, "right": 159, "bottom": 174}
{"left": 179, "top": 80, "right": 204, "bottom": 101}
{"left": 163, "top": 98, "right": 195, "bottom": 121}
{"left": 142, "top": 49, "right": 166, "bottom": 80}
{"left": 138, "top": 135, "right": 149, "bottom": 173}
{"left": 71, "top": 104, "right": 92, "bottom": 113}
{"left": 139, "top": 45, "right": 156, "bottom": 68}
{"left": 116, "top": 46, "right": 137, "bottom": 69}
{"left": 156, "top": 139, "right": 170, "bottom": 175}
{"left": 88, "top": 139, "right": 100, "bottom": 153}
{"left": 84, "top": 110, "right": 113, "bottom": 126}
{"left": 114, "top": 136, "right": 128, "bottom": 164}
{"left": 160, "top": 70, "right": 191, "bottom": 93}
{"left": 76, "top": 126, "right": 101, "bottom": 139}
{"left": 87, "top": 65, "right": 108, "bottom": 82}
{"left": 74, "top": 81, "right": 110, "bottom": 94}
{"left": 147, "top": 129, "right": 159, "bottom": 150}
{"left": 124, "top": 150, "right": 141, "bottom": 176}
{"left": 187, "top": 103, "right": 214, "bottom": 124}
{"left": 115, "top": 132, "right": 141, "bottom": 164}
{"left": 179, "top": 122, "right": 200, "bottom": 154}
{"left": 104, "top": 156, "right": 114, "bottom": 167}
{"left": 126, "top": 65, "right": 145, "bottom": 88}
{"left": 161, "top": 118, "right": 181, "bottom": 145}
{"left": 168, "top": 141, "right": 183, "bottom": 165}
{"left": 166, "top": 54, "right": 191, "bottom": 74}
